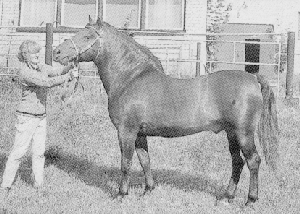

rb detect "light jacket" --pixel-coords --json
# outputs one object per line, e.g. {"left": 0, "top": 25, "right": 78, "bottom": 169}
{"left": 17, "top": 63, "right": 71, "bottom": 116}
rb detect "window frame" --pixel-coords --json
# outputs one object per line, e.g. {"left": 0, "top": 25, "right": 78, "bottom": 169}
{"left": 19, "top": 0, "right": 58, "bottom": 27}
{"left": 60, "top": 0, "right": 99, "bottom": 28}
{"left": 18, "top": 0, "right": 186, "bottom": 34}
{"left": 100, "top": 0, "right": 186, "bottom": 32}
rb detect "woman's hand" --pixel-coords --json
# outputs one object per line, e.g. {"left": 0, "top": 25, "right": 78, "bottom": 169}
{"left": 61, "top": 63, "right": 75, "bottom": 75}
{"left": 71, "top": 67, "right": 79, "bottom": 78}
{"left": 68, "top": 67, "right": 79, "bottom": 81}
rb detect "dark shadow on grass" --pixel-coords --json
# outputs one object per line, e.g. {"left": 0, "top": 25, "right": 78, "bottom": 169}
{"left": 0, "top": 153, "right": 7, "bottom": 174}
{"left": 44, "top": 147, "right": 225, "bottom": 199}
{"left": 45, "top": 147, "right": 122, "bottom": 197}
{"left": 18, "top": 158, "right": 34, "bottom": 186}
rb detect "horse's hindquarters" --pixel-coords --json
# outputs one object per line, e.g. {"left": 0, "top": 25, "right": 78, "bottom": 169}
{"left": 208, "top": 71, "right": 263, "bottom": 132}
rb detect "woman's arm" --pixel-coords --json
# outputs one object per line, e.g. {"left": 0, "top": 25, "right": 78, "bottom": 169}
{"left": 20, "top": 67, "right": 71, "bottom": 88}
{"left": 41, "top": 64, "right": 74, "bottom": 77}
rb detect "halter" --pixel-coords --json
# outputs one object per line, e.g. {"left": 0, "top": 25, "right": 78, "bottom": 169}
{"left": 68, "top": 26, "right": 103, "bottom": 63}
{"left": 61, "top": 26, "right": 102, "bottom": 105}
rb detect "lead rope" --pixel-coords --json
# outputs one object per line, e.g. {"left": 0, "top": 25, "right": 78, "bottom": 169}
{"left": 60, "top": 36, "right": 81, "bottom": 106}
{"left": 60, "top": 61, "right": 84, "bottom": 107}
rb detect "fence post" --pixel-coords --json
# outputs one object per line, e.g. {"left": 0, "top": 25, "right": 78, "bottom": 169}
{"left": 45, "top": 23, "right": 53, "bottom": 65}
{"left": 98, "top": 0, "right": 103, "bottom": 20}
{"left": 285, "top": 31, "right": 295, "bottom": 100}
{"left": 196, "top": 42, "right": 201, "bottom": 76}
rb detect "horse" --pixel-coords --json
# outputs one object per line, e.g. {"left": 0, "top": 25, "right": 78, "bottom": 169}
{"left": 53, "top": 18, "right": 279, "bottom": 206}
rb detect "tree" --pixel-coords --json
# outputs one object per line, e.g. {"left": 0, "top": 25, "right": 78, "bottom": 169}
{"left": 206, "top": 0, "right": 232, "bottom": 72}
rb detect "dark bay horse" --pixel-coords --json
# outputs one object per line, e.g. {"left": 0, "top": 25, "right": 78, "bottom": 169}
{"left": 53, "top": 18, "right": 279, "bottom": 206}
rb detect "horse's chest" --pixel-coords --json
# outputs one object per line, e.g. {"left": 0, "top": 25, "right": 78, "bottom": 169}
{"left": 107, "top": 96, "right": 145, "bottom": 127}
{"left": 107, "top": 98, "right": 124, "bottom": 126}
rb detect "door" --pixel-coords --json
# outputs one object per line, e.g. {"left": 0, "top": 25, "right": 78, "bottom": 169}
{"left": 245, "top": 39, "right": 260, "bottom": 74}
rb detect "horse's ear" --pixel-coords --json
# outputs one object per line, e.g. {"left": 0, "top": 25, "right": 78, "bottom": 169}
{"left": 89, "top": 15, "right": 95, "bottom": 25}
{"left": 96, "top": 18, "right": 104, "bottom": 27}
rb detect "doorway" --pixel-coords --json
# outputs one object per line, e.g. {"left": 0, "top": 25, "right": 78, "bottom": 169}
{"left": 245, "top": 39, "right": 260, "bottom": 74}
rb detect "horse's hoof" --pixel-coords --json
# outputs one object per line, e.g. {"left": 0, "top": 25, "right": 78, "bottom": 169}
{"left": 215, "top": 194, "right": 235, "bottom": 206}
{"left": 116, "top": 195, "right": 123, "bottom": 202}
{"left": 143, "top": 185, "right": 155, "bottom": 195}
{"left": 228, "top": 198, "right": 234, "bottom": 203}
{"left": 143, "top": 188, "right": 154, "bottom": 196}
{"left": 215, "top": 198, "right": 232, "bottom": 206}
{"left": 115, "top": 192, "right": 128, "bottom": 202}
{"left": 116, "top": 195, "right": 124, "bottom": 202}
{"left": 245, "top": 197, "right": 257, "bottom": 207}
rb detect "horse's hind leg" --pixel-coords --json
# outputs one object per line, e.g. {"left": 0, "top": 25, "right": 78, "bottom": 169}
{"left": 224, "top": 130, "right": 245, "bottom": 201}
{"left": 237, "top": 130, "right": 261, "bottom": 205}
{"left": 135, "top": 133, "right": 155, "bottom": 193}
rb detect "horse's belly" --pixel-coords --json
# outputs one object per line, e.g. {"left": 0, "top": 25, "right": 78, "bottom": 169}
{"left": 140, "top": 95, "right": 222, "bottom": 137}
{"left": 141, "top": 125, "right": 200, "bottom": 138}
{"left": 139, "top": 118, "right": 223, "bottom": 138}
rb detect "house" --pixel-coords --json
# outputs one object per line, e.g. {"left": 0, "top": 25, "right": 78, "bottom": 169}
{"left": 2, "top": 1, "right": 298, "bottom": 77}
{"left": 0, "top": 0, "right": 208, "bottom": 77}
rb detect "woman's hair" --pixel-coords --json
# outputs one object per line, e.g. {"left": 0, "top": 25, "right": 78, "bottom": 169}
{"left": 17, "top": 40, "right": 41, "bottom": 62}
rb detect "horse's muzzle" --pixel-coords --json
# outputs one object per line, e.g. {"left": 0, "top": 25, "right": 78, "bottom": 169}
{"left": 52, "top": 48, "right": 61, "bottom": 62}
{"left": 53, "top": 49, "right": 73, "bottom": 65}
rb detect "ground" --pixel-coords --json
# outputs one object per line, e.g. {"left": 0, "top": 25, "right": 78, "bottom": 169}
{"left": 0, "top": 76, "right": 299, "bottom": 214}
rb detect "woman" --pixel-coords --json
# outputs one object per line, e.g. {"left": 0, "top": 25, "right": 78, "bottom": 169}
{"left": 1, "top": 40, "right": 77, "bottom": 191}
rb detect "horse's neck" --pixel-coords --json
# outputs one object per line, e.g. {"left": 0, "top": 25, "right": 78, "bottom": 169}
{"left": 95, "top": 60, "right": 148, "bottom": 99}
{"left": 94, "top": 61, "right": 113, "bottom": 95}
{"left": 95, "top": 37, "right": 161, "bottom": 98}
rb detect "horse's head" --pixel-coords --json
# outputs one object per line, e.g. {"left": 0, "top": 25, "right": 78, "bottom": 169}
{"left": 53, "top": 17, "right": 103, "bottom": 65}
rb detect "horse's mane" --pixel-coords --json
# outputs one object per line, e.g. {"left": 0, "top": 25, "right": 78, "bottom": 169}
{"left": 101, "top": 22, "right": 164, "bottom": 73}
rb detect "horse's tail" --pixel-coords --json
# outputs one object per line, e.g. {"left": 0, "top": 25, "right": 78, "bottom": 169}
{"left": 256, "top": 74, "right": 279, "bottom": 172}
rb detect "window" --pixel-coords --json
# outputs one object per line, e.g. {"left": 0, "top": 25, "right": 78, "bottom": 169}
{"left": 146, "top": 0, "right": 184, "bottom": 30}
{"left": 104, "top": 0, "right": 140, "bottom": 29}
{"left": 103, "top": 0, "right": 185, "bottom": 30}
{"left": 19, "top": 0, "right": 185, "bottom": 31}
{"left": 20, "top": 0, "right": 57, "bottom": 26}
{"left": 62, "top": 0, "right": 97, "bottom": 27}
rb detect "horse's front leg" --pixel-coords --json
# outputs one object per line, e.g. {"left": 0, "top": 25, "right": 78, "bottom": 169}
{"left": 135, "top": 133, "right": 155, "bottom": 193}
{"left": 117, "top": 125, "right": 138, "bottom": 196}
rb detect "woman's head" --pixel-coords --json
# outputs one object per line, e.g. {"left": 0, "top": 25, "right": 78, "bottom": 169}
{"left": 17, "top": 40, "right": 41, "bottom": 65}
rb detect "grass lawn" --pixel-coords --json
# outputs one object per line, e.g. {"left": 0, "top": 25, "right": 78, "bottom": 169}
{"left": 0, "top": 76, "right": 299, "bottom": 214}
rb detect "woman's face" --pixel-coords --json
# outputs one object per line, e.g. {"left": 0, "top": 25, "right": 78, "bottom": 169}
{"left": 29, "top": 53, "right": 40, "bottom": 65}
